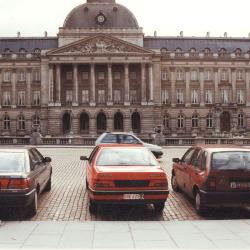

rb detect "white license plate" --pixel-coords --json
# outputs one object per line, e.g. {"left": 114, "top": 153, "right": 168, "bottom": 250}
{"left": 123, "top": 194, "right": 144, "bottom": 200}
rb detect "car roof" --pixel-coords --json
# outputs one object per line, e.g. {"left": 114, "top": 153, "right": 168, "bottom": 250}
{"left": 0, "top": 146, "right": 34, "bottom": 152}
{"left": 98, "top": 144, "right": 144, "bottom": 148}
{"left": 103, "top": 132, "right": 135, "bottom": 135}
{"left": 194, "top": 144, "right": 250, "bottom": 153}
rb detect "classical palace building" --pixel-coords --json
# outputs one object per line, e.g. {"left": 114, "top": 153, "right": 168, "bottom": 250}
{"left": 1, "top": 0, "right": 250, "bottom": 140}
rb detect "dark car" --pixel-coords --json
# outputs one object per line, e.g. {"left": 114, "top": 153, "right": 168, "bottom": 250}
{"left": 171, "top": 145, "right": 250, "bottom": 215}
{"left": 0, "top": 146, "right": 52, "bottom": 217}
{"left": 95, "top": 132, "right": 163, "bottom": 158}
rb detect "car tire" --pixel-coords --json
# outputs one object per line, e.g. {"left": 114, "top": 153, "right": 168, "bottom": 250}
{"left": 44, "top": 177, "right": 51, "bottom": 192}
{"left": 154, "top": 202, "right": 165, "bottom": 213}
{"left": 27, "top": 191, "right": 38, "bottom": 217}
{"left": 89, "top": 200, "right": 98, "bottom": 214}
{"left": 171, "top": 174, "right": 181, "bottom": 192}
{"left": 194, "top": 190, "right": 207, "bottom": 215}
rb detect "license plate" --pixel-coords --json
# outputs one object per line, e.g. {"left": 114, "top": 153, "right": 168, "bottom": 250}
{"left": 230, "top": 182, "right": 250, "bottom": 189}
{"left": 123, "top": 194, "right": 144, "bottom": 200}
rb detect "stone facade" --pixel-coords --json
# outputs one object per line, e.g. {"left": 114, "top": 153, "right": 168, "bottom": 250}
{"left": 0, "top": 0, "right": 250, "bottom": 139}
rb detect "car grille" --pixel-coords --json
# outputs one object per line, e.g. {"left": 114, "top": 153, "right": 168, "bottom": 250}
{"left": 114, "top": 180, "right": 149, "bottom": 187}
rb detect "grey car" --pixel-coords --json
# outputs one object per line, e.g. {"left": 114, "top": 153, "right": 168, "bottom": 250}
{"left": 95, "top": 132, "right": 163, "bottom": 158}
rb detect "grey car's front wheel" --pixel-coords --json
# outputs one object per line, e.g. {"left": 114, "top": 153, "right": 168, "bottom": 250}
{"left": 194, "top": 190, "right": 207, "bottom": 215}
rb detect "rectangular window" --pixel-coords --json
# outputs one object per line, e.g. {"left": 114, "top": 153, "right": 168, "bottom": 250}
{"left": 82, "top": 72, "right": 89, "bottom": 80}
{"left": 161, "top": 71, "right": 168, "bottom": 81}
{"left": 221, "top": 89, "right": 229, "bottom": 104}
{"left": 130, "top": 90, "right": 137, "bottom": 104}
{"left": 33, "top": 91, "right": 40, "bottom": 106}
{"left": 176, "top": 70, "right": 183, "bottom": 81}
{"left": 221, "top": 70, "right": 227, "bottom": 81}
{"left": 237, "top": 89, "right": 245, "bottom": 104}
{"left": 205, "top": 90, "right": 213, "bottom": 104}
{"left": 66, "top": 90, "right": 73, "bottom": 104}
{"left": 3, "top": 91, "right": 11, "bottom": 106}
{"left": 114, "top": 90, "right": 121, "bottom": 104}
{"left": 66, "top": 71, "right": 73, "bottom": 80}
{"left": 98, "top": 90, "right": 105, "bottom": 104}
{"left": 18, "top": 71, "right": 26, "bottom": 82}
{"left": 191, "top": 89, "right": 199, "bottom": 104}
{"left": 191, "top": 71, "right": 197, "bottom": 81}
{"left": 205, "top": 70, "right": 212, "bottom": 81}
{"left": 3, "top": 71, "right": 11, "bottom": 82}
{"left": 82, "top": 90, "right": 89, "bottom": 104}
{"left": 98, "top": 72, "right": 105, "bottom": 80}
{"left": 113, "top": 72, "right": 121, "bottom": 80}
{"left": 130, "top": 72, "right": 137, "bottom": 80}
{"left": 161, "top": 89, "right": 169, "bottom": 104}
{"left": 33, "top": 70, "right": 41, "bottom": 82}
{"left": 236, "top": 70, "right": 243, "bottom": 81}
{"left": 17, "top": 91, "right": 25, "bottom": 106}
{"left": 176, "top": 90, "right": 184, "bottom": 104}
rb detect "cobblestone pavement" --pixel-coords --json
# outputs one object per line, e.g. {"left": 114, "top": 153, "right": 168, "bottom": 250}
{"left": 1, "top": 147, "right": 250, "bottom": 221}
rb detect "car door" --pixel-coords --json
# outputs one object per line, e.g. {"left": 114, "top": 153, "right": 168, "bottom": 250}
{"left": 86, "top": 146, "right": 99, "bottom": 186}
{"left": 176, "top": 147, "right": 196, "bottom": 191}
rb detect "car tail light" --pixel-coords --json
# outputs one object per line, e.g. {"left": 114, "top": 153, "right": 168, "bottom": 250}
{"left": 93, "top": 181, "right": 112, "bottom": 188}
{"left": 152, "top": 181, "right": 168, "bottom": 188}
{"left": 8, "top": 178, "right": 30, "bottom": 190}
{"left": 206, "top": 177, "right": 216, "bottom": 191}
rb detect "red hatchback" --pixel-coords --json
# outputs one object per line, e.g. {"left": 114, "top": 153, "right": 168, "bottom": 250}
{"left": 171, "top": 145, "right": 250, "bottom": 215}
{"left": 80, "top": 144, "right": 169, "bottom": 214}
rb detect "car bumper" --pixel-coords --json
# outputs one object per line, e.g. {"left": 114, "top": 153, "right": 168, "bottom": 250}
{"left": 88, "top": 188, "right": 169, "bottom": 204}
{"left": 0, "top": 189, "right": 36, "bottom": 208}
{"left": 200, "top": 190, "right": 250, "bottom": 207}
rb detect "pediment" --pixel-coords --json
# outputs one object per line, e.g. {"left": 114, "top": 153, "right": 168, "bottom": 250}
{"left": 47, "top": 34, "right": 154, "bottom": 56}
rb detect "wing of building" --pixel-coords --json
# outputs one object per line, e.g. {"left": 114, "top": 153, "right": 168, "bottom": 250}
{"left": 0, "top": 0, "right": 250, "bottom": 142}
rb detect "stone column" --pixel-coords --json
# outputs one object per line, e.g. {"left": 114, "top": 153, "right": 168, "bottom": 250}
{"left": 231, "top": 69, "right": 237, "bottom": 103}
{"left": 73, "top": 64, "right": 79, "bottom": 106}
{"left": 124, "top": 63, "right": 130, "bottom": 106}
{"left": 149, "top": 63, "right": 154, "bottom": 103}
{"left": 170, "top": 67, "right": 176, "bottom": 107}
{"left": 141, "top": 63, "right": 147, "bottom": 105}
{"left": 246, "top": 70, "right": 250, "bottom": 106}
{"left": 55, "top": 64, "right": 61, "bottom": 106}
{"left": 199, "top": 68, "right": 205, "bottom": 107}
{"left": 185, "top": 68, "right": 190, "bottom": 107}
{"left": 0, "top": 70, "right": 2, "bottom": 107}
{"left": 11, "top": 70, "right": 17, "bottom": 108}
{"left": 48, "top": 64, "right": 54, "bottom": 105}
{"left": 107, "top": 64, "right": 113, "bottom": 106}
{"left": 90, "top": 63, "right": 96, "bottom": 106}
{"left": 27, "top": 69, "right": 32, "bottom": 107}
{"left": 214, "top": 69, "right": 219, "bottom": 103}
{"left": 41, "top": 59, "right": 50, "bottom": 107}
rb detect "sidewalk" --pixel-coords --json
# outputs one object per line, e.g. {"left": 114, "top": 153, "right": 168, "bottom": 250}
{"left": 0, "top": 220, "right": 250, "bottom": 249}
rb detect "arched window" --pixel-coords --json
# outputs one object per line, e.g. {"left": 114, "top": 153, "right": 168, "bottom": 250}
{"left": 192, "top": 114, "right": 199, "bottom": 128}
{"left": 206, "top": 114, "right": 213, "bottom": 128}
{"left": 235, "top": 48, "right": 242, "bottom": 57}
{"left": 189, "top": 48, "right": 196, "bottom": 57}
{"left": 131, "top": 112, "right": 141, "bottom": 133}
{"left": 219, "top": 48, "right": 227, "bottom": 57}
{"left": 238, "top": 113, "right": 244, "bottom": 128}
{"left": 32, "top": 115, "right": 40, "bottom": 128}
{"left": 114, "top": 112, "right": 124, "bottom": 131}
{"left": 177, "top": 115, "right": 184, "bottom": 128}
{"left": 204, "top": 48, "right": 211, "bottom": 56}
{"left": 18, "top": 115, "right": 25, "bottom": 130}
{"left": 62, "top": 113, "right": 71, "bottom": 134}
{"left": 175, "top": 48, "right": 182, "bottom": 57}
{"left": 163, "top": 115, "right": 169, "bottom": 129}
{"left": 19, "top": 48, "right": 27, "bottom": 53}
{"left": 97, "top": 112, "right": 107, "bottom": 133}
{"left": 33, "top": 48, "right": 41, "bottom": 54}
{"left": 4, "top": 48, "right": 11, "bottom": 53}
{"left": 80, "top": 113, "right": 89, "bottom": 133}
{"left": 3, "top": 115, "right": 10, "bottom": 130}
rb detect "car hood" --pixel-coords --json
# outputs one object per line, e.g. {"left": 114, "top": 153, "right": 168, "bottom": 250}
{"left": 143, "top": 143, "right": 162, "bottom": 152}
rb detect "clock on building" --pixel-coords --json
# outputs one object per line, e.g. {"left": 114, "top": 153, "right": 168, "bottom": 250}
{"left": 96, "top": 12, "right": 106, "bottom": 25}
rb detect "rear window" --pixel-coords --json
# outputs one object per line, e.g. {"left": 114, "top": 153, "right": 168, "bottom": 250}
{"left": 101, "top": 134, "right": 118, "bottom": 143}
{"left": 117, "top": 134, "right": 141, "bottom": 144}
{"left": 212, "top": 151, "right": 250, "bottom": 170}
{"left": 96, "top": 148, "right": 158, "bottom": 166}
{"left": 0, "top": 152, "right": 25, "bottom": 172}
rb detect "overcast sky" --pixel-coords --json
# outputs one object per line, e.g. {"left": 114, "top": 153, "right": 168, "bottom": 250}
{"left": 0, "top": 0, "right": 250, "bottom": 38}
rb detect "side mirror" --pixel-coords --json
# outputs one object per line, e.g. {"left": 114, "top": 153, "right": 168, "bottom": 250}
{"left": 80, "top": 156, "right": 89, "bottom": 161}
{"left": 44, "top": 157, "right": 52, "bottom": 163}
{"left": 173, "top": 158, "right": 181, "bottom": 163}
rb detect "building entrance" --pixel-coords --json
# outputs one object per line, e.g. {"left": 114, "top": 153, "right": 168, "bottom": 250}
{"left": 63, "top": 113, "right": 71, "bottom": 134}
{"left": 220, "top": 111, "right": 231, "bottom": 132}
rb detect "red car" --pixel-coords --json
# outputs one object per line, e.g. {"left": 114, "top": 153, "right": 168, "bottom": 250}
{"left": 80, "top": 144, "right": 169, "bottom": 213}
{"left": 171, "top": 145, "right": 250, "bottom": 215}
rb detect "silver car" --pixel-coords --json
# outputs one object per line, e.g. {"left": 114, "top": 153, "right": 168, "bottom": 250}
{"left": 95, "top": 132, "right": 163, "bottom": 158}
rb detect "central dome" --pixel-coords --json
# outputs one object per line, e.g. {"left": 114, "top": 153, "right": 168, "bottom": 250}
{"left": 63, "top": 0, "right": 139, "bottom": 29}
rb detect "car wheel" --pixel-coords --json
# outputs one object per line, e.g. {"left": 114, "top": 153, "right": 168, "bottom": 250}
{"left": 194, "top": 190, "right": 206, "bottom": 215}
{"left": 44, "top": 177, "right": 51, "bottom": 192}
{"left": 89, "top": 200, "right": 98, "bottom": 214}
{"left": 154, "top": 202, "right": 165, "bottom": 213}
{"left": 171, "top": 174, "right": 181, "bottom": 192}
{"left": 28, "top": 191, "right": 38, "bottom": 217}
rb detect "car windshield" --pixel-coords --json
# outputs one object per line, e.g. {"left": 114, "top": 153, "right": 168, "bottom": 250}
{"left": 212, "top": 151, "right": 250, "bottom": 170}
{"left": 0, "top": 152, "right": 25, "bottom": 172}
{"left": 96, "top": 148, "right": 158, "bottom": 166}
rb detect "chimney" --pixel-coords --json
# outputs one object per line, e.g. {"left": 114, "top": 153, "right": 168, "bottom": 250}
{"left": 44, "top": 31, "right": 48, "bottom": 37}
{"left": 154, "top": 31, "right": 157, "bottom": 37}
{"left": 224, "top": 32, "right": 227, "bottom": 38}
{"left": 180, "top": 31, "right": 183, "bottom": 37}
{"left": 17, "top": 32, "right": 21, "bottom": 38}
{"left": 206, "top": 32, "right": 210, "bottom": 37}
